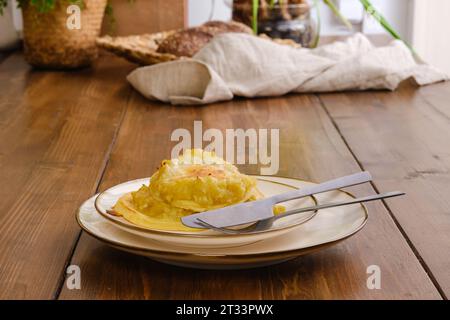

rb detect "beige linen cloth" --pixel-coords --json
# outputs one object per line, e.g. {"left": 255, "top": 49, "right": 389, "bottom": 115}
{"left": 127, "top": 33, "right": 448, "bottom": 105}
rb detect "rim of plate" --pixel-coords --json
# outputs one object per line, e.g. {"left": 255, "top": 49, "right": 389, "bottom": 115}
{"left": 77, "top": 181, "right": 369, "bottom": 259}
{"left": 93, "top": 176, "right": 318, "bottom": 238}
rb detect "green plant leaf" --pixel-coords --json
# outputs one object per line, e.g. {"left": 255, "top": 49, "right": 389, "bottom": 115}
{"left": 14, "top": 0, "right": 86, "bottom": 13}
{"left": 0, "top": 0, "right": 8, "bottom": 15}
{"left": 323, "top": 0, "right": 352, "bottom": 30}
{"left": 252, "top": 0, "right": 259, "bottom": 34}
{"left": 312, "top": 0, "right": 321, "bottom": 48}
{"left": 359, "top": 0, "right": 414, "bottom": 52}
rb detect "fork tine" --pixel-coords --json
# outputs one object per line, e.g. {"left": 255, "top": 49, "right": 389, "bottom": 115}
{"left": 196, "top": 218, "right": 242, "bottom": 235}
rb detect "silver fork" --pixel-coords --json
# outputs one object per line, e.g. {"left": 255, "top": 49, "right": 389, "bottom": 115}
{"left": 196, "top": 191, "right": 405, "bottom": 235}
{"left": 182, "top": 172, "right": 373, "bottom": 228}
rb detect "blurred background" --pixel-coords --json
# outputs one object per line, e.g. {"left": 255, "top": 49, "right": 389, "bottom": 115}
{"left": 190, "top": 0, "right": 410, "bottom": 36}
{"left": 188, "top": 0, "right": 449, "bottom": 74}
{"left": 1, "top": 0, "right": 449, "bottom": 74}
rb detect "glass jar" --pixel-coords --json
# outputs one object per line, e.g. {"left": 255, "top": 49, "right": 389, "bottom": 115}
{"left": 231, "top": 0, "right": 317, "bottom": 47}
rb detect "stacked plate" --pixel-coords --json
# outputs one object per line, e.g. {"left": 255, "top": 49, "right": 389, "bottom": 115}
{"left": 77, "top": 176, "right": 368, "bottom": 269}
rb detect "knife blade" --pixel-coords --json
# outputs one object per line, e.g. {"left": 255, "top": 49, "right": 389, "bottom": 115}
{"left": 181, "top": 171, "right": 372, "bottom": 228}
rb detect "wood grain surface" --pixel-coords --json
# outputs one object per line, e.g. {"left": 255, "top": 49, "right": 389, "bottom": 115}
{"left": 0, "top": 54, "right": 134, "bottom": 299}
{"left": 318, "top": 82, "right": 450, "bottom": 298}
{"left": 58, "top": 93, "right": 440, "bottom": 299}
{"left": 0, "top": 53, "right": 447, "bottom": 300}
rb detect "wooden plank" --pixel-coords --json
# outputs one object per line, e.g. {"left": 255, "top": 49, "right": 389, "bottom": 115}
{"left": 0, "top": 54, "right": 134, "bottom": 299}
{"left": 59, "top": 93, "right": 441, "bottom": 299}
{"left": 101, "top": 0, "right": 186, "bottom": 35}
{"left": 318, "top": 81, "right": 450, "bottom": 298}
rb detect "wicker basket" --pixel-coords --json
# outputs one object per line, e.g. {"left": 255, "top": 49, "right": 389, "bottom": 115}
{"left": 22, "top": 0, "right": 107, "bottom": 69}
{"left": 96, "top": 31, "right": 301, "bottom": 66}
{"left": 96, "top": 31, "right": 180, "bottom": 66}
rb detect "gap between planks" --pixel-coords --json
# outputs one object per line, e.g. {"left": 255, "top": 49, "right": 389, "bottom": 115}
{"left": 52, "top": 88, "right": 133, "bottom": 300}
{"left": 0, "top": 51, "right": 14, "bottom": 64}
{"left": 50, "top": 90, "right": 445, "bottom": 299}
{"left": 315, "top": 94, "right": 447, "bottom": 300}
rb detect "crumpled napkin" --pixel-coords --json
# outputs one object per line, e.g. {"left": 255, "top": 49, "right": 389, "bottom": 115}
{"left": 127, "top": 33, "right": 448, "bottom": 105}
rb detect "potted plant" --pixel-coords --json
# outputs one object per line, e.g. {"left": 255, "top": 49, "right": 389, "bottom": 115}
{"left": 0, "top": 0, "right": 107, "bottom": 69}
{"left": 232, "top": 0, "right": 407, "bottom": 48}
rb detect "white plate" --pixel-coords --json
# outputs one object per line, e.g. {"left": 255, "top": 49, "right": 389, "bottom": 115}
{"left": 94, "top": 176, "right": 317, "bottom": 248}
{"left": 77, "top": 176, "right": 368, "bottom": 270}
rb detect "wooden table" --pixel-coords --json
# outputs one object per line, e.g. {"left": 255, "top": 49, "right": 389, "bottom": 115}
{"left": 0, "top": 51, "right": 449, "bottom": 300}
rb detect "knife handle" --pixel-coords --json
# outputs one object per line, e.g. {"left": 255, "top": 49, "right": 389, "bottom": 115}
{"left": 272, "top": 171, "right": 372, "bottom": 204}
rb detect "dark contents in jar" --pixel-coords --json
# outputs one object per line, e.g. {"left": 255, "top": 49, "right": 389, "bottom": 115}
{"left": 258, "top": 18, "right": 314, "bottom": 47}
{"left": 232, "top": 1, "right": 315, "bottom": 47}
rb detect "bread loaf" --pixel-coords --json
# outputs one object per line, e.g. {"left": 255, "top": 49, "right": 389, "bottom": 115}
{"left": 156, "top": 21, "right": 253, "bottom": 57}
{"left": 202, "top": 20, "right": 253, "bottom": 34}
{"left": 156, "top": 28, "right": 214, "bottom": 57}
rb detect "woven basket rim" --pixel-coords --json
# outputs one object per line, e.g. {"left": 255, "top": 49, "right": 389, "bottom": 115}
{"left": 96, "top": 29, "right": 301, "bottom": 66}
